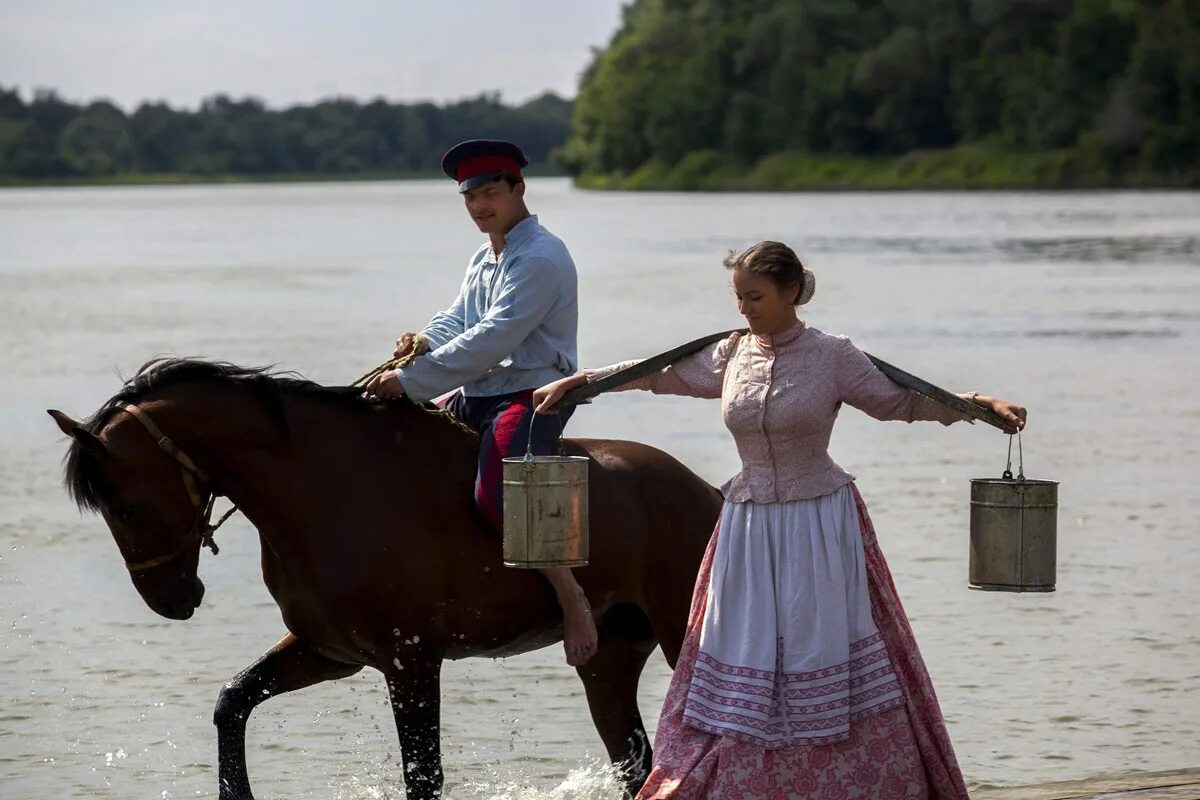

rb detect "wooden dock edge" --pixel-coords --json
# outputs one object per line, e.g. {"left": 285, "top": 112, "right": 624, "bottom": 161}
{"left": 973, "top": 767, "right": 1200, "bottom": 799}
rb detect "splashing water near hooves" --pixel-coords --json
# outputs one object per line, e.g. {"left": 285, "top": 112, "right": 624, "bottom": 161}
{"left": 458, "top": 761, "right": 627, "bottom": 800}
{"left": 331, "top": 760, "right": 628, "bottom": 800}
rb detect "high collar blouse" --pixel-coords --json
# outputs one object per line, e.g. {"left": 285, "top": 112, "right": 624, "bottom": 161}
{"left": 586, "top": 319, "right": 972, "bottom": 503}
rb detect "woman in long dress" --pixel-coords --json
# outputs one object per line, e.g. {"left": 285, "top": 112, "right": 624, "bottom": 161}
{"left": 533, "top": 241, "right": 1026, "bottom": 799}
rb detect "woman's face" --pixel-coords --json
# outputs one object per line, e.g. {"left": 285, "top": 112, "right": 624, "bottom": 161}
{"left": 732, "top": 268, "right": 799, "bottom": 335}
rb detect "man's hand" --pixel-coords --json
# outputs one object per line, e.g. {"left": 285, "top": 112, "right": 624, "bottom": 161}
{"left": 394, "top": 332, "right": 421, "bottom": 359}
{"left": 365, "top": 370, "right": 406, "bottom": 399}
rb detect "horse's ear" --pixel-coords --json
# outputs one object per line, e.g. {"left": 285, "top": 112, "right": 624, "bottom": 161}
{"left": 48, "top": 409, "right": 80, "bottom": 436}
{"left": 47, "top": 409, "right": 107, "bottom": 457}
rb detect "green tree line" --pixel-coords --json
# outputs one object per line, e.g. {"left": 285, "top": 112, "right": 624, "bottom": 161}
{"left": 561, "top": 0, "right": 1200, "bottom": 188}
{"left": 0, "top": 88, "right": 571, "bottom": 182}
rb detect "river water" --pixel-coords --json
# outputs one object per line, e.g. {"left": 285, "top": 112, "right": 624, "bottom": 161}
{"left": 1, "top": 179, "right": 1198, "bottom": 798}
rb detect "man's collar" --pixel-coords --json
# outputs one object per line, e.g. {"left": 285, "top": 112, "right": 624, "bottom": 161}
{"left": 484, "top": 215, "right": 538, "bottom": 262}
{"left": 503, "top": 214, "right": 539, "bottom": 249}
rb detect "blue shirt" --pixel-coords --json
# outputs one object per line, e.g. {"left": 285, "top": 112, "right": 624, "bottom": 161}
{"left": 396, "top": 215, "right": 579, "bottom": 401}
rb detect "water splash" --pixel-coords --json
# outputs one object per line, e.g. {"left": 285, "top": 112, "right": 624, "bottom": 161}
{"left": 329, "top": 759, "right": 626, "bottom": 800}
{"left": 456, "top": 761, "right": 626, "bottom": 800}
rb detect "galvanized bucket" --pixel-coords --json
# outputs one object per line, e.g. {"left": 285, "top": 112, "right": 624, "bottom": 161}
{"left": 969, "top": 433, "right": 1058, "bottom": 592}
{"left": 501, "top": 415, "right": 589, "bottom": 569}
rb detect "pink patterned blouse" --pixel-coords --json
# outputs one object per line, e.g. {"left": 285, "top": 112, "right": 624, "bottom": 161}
{"left": 586, "top": 319, "right": 973, "bottom": 503}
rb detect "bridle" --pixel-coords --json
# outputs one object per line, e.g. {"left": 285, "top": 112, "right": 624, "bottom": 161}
{"left": 117, "top": 403, "right": 227, "bottom": 573}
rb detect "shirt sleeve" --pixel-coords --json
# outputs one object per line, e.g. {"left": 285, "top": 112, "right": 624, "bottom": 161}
{"left": 419, "top": 273, "right": 469, "bottom": 351}
{"left": 396, "top": 256, "right": 564, "bottom": 401}
{"left": 583, "top": 333, "right": 741, "bottom": 400}
{"left": 835, "top": 336, "right": 973, "bottom": 426}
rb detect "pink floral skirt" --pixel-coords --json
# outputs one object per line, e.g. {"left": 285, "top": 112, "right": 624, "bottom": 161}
{"left": 637, "top": 485, "right": 970, "bottom": 800}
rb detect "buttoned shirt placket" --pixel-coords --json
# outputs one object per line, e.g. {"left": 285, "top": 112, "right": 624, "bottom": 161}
{"left": 760, "top": 338, "right": 779, "bottom": 503}
{"left": 481, "top": 247, "right": 500, "bottom": 300}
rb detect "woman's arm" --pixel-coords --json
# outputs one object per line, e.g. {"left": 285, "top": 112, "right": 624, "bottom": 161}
{"left": 533, "top": 333, "right": 742, "bottom": 413}
{"left": 837, "top": 337, "right": 1027, "bottom": 431}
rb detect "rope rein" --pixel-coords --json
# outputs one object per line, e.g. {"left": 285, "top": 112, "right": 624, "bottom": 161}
{"left": 349, "top": 338, "right": 427, "bottom": 387}
{"left": 351, "top": 338, "right": 479, "bottom": 438}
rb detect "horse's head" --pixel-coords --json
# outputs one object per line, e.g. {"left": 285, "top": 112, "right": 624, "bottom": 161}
{"left": 49, "top": 407, "right": 207, "bottom": 620}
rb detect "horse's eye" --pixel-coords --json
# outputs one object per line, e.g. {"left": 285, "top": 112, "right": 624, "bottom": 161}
{"left": 115, "top": 507, "right": 136, "bottom": 523}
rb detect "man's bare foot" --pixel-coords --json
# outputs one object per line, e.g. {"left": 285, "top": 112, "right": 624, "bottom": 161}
{"left": 539, "top": 567, "right": 599, "bottom": 666}
{"left": 561, "top": 590, "right": 598, "bottom": 666}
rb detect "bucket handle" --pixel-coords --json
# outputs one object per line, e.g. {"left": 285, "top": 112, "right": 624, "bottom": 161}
{"left": 524, "top": 407, "right": 567, "bottom": 463}
{"left": 1003, "top": 430, "right": 1025, "bottom": 481}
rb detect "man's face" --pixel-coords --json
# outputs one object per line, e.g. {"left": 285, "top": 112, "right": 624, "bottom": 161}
{"left": 463, "top": 178, "right": 525, "bottom": 235}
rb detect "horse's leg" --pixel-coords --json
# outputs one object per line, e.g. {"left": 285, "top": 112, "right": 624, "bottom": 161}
{"left": 214, "top": 632, "right": 363, "bottom": 800}
{"left": 652, "top": 614, "right": 686, "bottom": 671}
{"left": 576, "top": 604, "right": 659, "bottom": 799}
{"left": 645, "top": 524, "right": 715, "bottom": 670}
{"left": 383, "top": 657, "right": 444, "bottom": 800}
{"left": 640, "top": 590, "right": 689, "bottom": 670}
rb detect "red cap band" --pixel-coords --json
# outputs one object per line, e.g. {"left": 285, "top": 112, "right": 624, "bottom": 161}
{"left": 455, "top": 154, "right": 523, "bottom": 182}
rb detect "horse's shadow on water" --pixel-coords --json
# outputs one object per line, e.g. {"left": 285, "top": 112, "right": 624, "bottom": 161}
{"left": 50, "top": 358, "right": 720, "bottom": 800}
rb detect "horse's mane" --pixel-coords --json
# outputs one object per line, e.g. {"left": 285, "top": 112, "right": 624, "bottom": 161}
{"left": 64, "top": 357, "right": 473, "bottom": 512}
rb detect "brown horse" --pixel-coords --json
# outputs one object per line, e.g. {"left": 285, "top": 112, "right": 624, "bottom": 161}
{"left": 48, "top": 358, "right": 721, "bottom": 800}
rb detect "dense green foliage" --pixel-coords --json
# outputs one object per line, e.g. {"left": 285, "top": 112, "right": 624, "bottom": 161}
{"left": 0, "top": 89, "right": 571, "bottom": 182}
{"left": 5, "top": 1, "right": 1196, "bottom": 189}
{"left": 561, "top": 0, "right": 1200, "bottom": 188}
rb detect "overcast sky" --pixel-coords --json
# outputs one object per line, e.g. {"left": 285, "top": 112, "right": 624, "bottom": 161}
{"left": 1, "top": 0, "right": 628, "bottom": 110}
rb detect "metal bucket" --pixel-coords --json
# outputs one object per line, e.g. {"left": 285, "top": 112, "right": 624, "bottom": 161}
{"left": 969, "top": 434, "right": 1058, "bottom": 592}
{"left": 501, "top": 417, "right": 589, "bottom": 568}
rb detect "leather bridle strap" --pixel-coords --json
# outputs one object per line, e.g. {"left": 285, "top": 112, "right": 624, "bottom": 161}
{"left": 121, "top": 509, "right": 210, "bottom": 573}
{"left": 118, "top": 403, "right": 219, "bottom": 572}
{"left": 120, "top": 403, "right": 209, "bottom": 507}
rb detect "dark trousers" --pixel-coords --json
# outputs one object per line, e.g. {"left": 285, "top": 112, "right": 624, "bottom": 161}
{"left": 442, "top": 389, "right": 576, "bottom": 530}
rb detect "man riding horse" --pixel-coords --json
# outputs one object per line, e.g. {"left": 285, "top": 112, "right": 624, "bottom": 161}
{"left": 365, "top": 138, "right": 598, "bottom": 666}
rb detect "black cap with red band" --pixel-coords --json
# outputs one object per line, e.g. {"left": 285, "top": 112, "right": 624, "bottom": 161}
{"left": 441, "top": 139, "right": 529, "bottom": 193}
